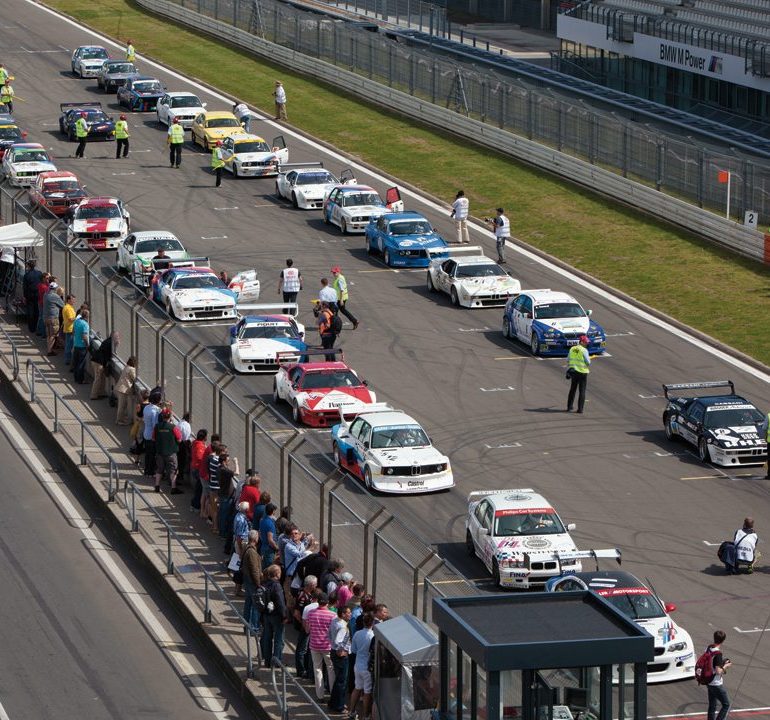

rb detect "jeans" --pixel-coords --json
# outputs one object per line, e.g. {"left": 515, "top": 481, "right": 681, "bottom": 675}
{"left": 568, "top": 372, "right": 588, "bottom": 412}
{"left": 260, "top": 613, "right": 284, "bottom": 667}
{"left": 242, "top": 574, "right": 260, "bottom": 633}
{"left": 169, "top": 143, "right": 182, "bottom": 167}
{"left": 707, "top": 684, "right": 730, "bottom": 720}
{"left": 218, "top": 496, "right": 234, "bottom": 539}
{"left": 36, "top": 304, "right": 45, "bottom": 335}
{"left": 311, "top": 649, "right": 334, "bottom": 700}
{"left": 330, "top": 652, "right": 349, "bottom": 711}
{"left": 496, "top": 236, "right": 508, "bottom": 261}
{"left": 190, "top": 469, "right": 202, "bottom": 511}
{"left": 295, "top": 628, "right": 312, "bottom": 677}
{"left": 72, "top": 346, "right": 88, "bottom": 383}
{"left": 261, "top": 547, "right": 276, "bottom": 570}
{"left": 26, "top": 296, "right": 38, "bottom": 332}
{"left": 143, "top": 439, "right": 156, "bottom": 476}
{"left": 240, "top": 115, "right": 251, "bottom": 133}
{"left": 63, "top": 332, "right": 73, "bottom": 364}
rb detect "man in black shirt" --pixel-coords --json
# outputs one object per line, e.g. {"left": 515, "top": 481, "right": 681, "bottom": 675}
{"left": 706, "top": 630, "right": 732, "bottom": 720}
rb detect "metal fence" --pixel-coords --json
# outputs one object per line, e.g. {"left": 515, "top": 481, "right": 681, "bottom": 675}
{"left": 316, "top": 0, "right": 448, "bottom": 34}
{"left": 0, "top": 181, "right": 476, "bottom": 629}
{"left": 170, "top": 0, "right": 770, "bottom": 223}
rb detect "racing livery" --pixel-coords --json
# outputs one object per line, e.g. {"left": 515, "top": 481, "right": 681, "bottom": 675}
{"left": 155, "top": 92, "right": 206, "bottom": 129}
{"left": 28, "top": 171, "right": 87, "bottom": 217}
{"left": 190, "top": 111, "right": 241, "bottom": 150}
{"left": 427, "top": 246, "right": 520, "bottom": 306}
{"left": 275, "top": 166, "right": 338, "bottom": 209}
{"left": 662, "top": 380, "right": 767, "bottom": 466}
{"left": 547, "top": 571, "right": 695, "bottom": 683}
{"left": 331, "top": 404, "right": 453, "bottom": 494}
{"left": 465, "top": 488, "right": 620, "bottom": 589}
{"left": 366, "top": 211, "right": 449, "bottom": 268}
{"left": 219, "top": 133, "right": 288, "bottom": 178}
{"left": 503, "top": 289, "right": 606, "bottom": 356}
{"left": 323, "top": 184, "right": 403, "bottom": 234}
{"left": 117, "top": 76, "right": 165, "bottom": 112}
{"left": 0, "top": 119, "right": 23, "bottom": 159}
{"left": 59, "top": 103, "right": 115, "bottom": 141}
{"left": 228, "top": 304, "right": 306, "bottom": 373}
{"left": 71, "top": 46, "right": 109, "bottom": 77}
{"left": 116, "top": 231, "right": 194, "bottom": 287}
{"left": 1, "top": 143, "right": 57, "bottom": 187}
{"left": 96, "top": 60, "right": 138, "bottom": 92}
{"left": 67, "top": 197, "right": 130, "bottom": 250}
{"left": 273, "top": 350, "right": 376, "bottom": 425}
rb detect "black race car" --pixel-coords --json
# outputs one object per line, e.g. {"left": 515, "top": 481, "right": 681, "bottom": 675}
{"left": 662, "top": 380, "right": 766, "bottom": 466}
{"left": 59, "top": 102, "right": 115, "bottom": 141}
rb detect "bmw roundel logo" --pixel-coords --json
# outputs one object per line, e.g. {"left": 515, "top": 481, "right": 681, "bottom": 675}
{"left": 505, "top": 493, "right": 533, "bottom": 502}
{"left": 523, "top": 537, "right": 551, "bottom": 550}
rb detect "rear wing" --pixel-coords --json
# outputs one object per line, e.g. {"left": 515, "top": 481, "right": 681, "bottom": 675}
{"left": 662, "top": 380, "right": 734, "bottom": 399}
{"left": 60, "top": 102, "right": 103, "bottom": 112}
{"left": 427, "top": 245, "right": 484, "bottom": 257}
{"left": 468, "top": 488, "right": 535, "bottom": 502}
{"left": 276, "top": 347, "right": 345, "bottom": 363}
{"left": 236, "top": 302, "right": 299, "bottom": 318}
{"left": 340, "top": 168, "right": 356, "bottom": 184}
{"left": 277, "top": 162, "right": 324, "bottom": 173}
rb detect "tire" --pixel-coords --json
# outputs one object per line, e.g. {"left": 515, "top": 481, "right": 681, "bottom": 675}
{"left": 502, "top": 316, "right": 510, "bottom": 338}
{"left": 450, "top": 287, "right": 459, "bottom": 307}
{"left": 275, "top": 183, "right": 282, "bottom": 199}
{"left": 79, "top": 68, "right": 84, "bottom": 79}
{"left": 698, "top": 438, "right": 710, "bottom": 463}
{"left": 340, "top": 218, "right": 348, "bottom": 235}
{"left": 530, "top": 333, "right": 539, "bottom": 356}
{"left": 664, "top": 415, "right": 675, "bottom": 441}
{"left": 363, "top": 466, "right": 373, "bottom": 491}
{"left": 384, "top": 249, "right": 392, "bottom": 267}
{"left": 165, "top": 300, "right": 176, "bottom": 320}
{"left": 291, "top": 192, "right": 298, "bottom": 209}
{"left": 291, "top": 402, "right": 301, "bottom": 424}
{"left": 233, "top": 164, "right": 239, "bottom": 179}
{"left": 492, "top": 559, "right": 501, "bottom": 587}
{"left": 272, "top": 381, "right": 280, "bottom": 404}
{"left": 427, "top": 272, "right": 436, "bottom": 293}
{"left": 323, "top": 211, "right": 330, "bottom": 225}
{"left": 465, "top": 531, "right": 475, "bottom": 557}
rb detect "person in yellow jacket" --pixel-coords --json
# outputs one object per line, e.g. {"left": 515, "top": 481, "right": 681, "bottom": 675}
{"left": 0, "top": 80, "right": 14, "bottom": 114}
{"left": 74, "top": 111, "right": 89, "bottom": 159}
{"left": 331, "top": 265, "right": 359, "bottom": 329}
{"left": 211, "top": 140, "right": 231, "bottom": 187}
{"left": 126, "top": 40, "right": 136, "bottom": 63}
{"left": 0, "top": 65, "right": 11, "bottom": 87}
{"left": 114, "top": 114, "right": 129, "bottom": 159}
{"left": 566, "top": 335, "right": 591, "bottom": 413}
{"left": 167, "top": 117, "right": 184, "bottom": 168}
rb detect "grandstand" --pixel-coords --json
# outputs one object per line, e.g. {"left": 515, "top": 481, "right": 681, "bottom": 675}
{"left": 554, "top": 0, "right": 770, "bottom": 134}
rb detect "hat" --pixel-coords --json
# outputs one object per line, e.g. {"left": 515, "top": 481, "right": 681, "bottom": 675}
{"left": 275, "top": 80, "right": 282, "bottom": 85}
{"left": 579, "top": 335, "right": 590, "bottom": 345}
{"left": 246, "top": 468, "right": 256, "bottom": 476}
{"left": 341, "top": 572, "right": 353, "bottom": 582}
{"left": 119, "top": 114, "right": 126, "bottom": 120}
{"left": 49, "top": 282, "right": 59, "bottom": 289}
{"left": 215, "top": 140, "right": 223, "bottom": 146}
{"left": 172, "top": 117, "right": 179, "bottom": 123}
{"left": 80, "top": 111, "right": 87, "bottom": 117}
{"left": 331, "top": 266, "right": 341, "bottom": 273}
{"left": 160, "top": 407, "right": 172, "bottom": 418}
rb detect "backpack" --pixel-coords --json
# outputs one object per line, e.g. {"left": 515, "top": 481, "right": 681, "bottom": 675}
{"left": 695, "top": 647, "right": 717, "bottom": 685}
{"left": 331, "top": 313, "right": 343, "bottom": 334}
{"left": 254, "top": 585, "right": 271, "bottom": 614}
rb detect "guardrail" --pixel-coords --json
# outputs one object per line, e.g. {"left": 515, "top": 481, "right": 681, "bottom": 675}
{"left": 136, "top": 0, "right": 770, "bottom": 263}
{"left": 270, "top": 658, "right": 334, "bottom": 720}
{"left": 0, "top": 323, "right": 19, "bottom": 380}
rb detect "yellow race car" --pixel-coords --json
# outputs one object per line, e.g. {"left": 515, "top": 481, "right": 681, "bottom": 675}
{"left": 190, "top": 110, "right": 242, "bottom": 151}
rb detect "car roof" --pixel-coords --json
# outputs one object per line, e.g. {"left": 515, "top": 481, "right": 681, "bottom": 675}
{"left": 131, "top": 230, "right": 180, "bottom": 241}
{"left": 474, "top": 488, "right": 553, "bottom": 510}
{"left": 383, "top": 211, "right": 428, "bottom": 222}
{"left": 230, "top": 133, "right": 267, "bottom": 143}
{"left": 560, "top": 570, "right": 646, "bottom": 590}
{"left": 131, "top": 76, "right": 160, "bottom": 82}
{"left": 80, "top": 197, "right": 119, "bottom": 206}
{"left": 684, "top": 394, "right": 753, "bottom": 407}
{"left": 40, "top": 171, "right": 78, "bottom": 180}
{"left": 296, "top": 362, "right": 351, "bottom": 371}
{"left": 241, "top": 315, "right": 294, "bottom": 324}
{"left": 293, "top": 167, "right": 332, "bottom": 175}
{"left": 166, "top": 91, "right": 200, "bottom": 98}
{"left": 166, "top": 267, "right": 215, "bottom": 276}
{"left": 77, "top": 45, "right": 106, "bottom": 50}
{"left": 360, "top": 411, "right": 420, "bottom": 427}
{"left": 453, "top": 255, "right": 499, "bottom": 266}
{"left": 522, "top": 289, "right": 580, "bottom": 305}
{"left": 335, "top": 184, "right": 376, "bottom": 192}
{"left": 11, "top": 143, "right": 45, "bottom": 150}
{"left": 203, "top": 110, "right": 238, "bottom": 119}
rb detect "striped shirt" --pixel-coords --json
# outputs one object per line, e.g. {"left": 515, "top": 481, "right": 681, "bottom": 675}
{"left": 306, "top": 606, "right": 335, "bottom": 652}
{"left": 207, "top": 454, "right": 221, "bottom": 492}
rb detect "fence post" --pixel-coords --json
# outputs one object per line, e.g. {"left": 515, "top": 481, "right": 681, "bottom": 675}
{"left": 184, "top": 343, "right": 206, "bottom": 413}
{"left": 327, "top": 492, "right": 335, "bottom": 556}
{"left": 319, "top": 469, "right": 344, "bottom": 545}
{"left": 244, "top": 401, "right": 266, "bottom": 471}
{"left": 412, "top": 551, "right": 437, "bottom": 615}
{"left": 166, "top": 526, "right": 174, "bottom": 575}
{"left": 156, "top": 319, "right": 174, "bottom": 391}
{"left": 131, "top": 484, "right": 138, "bottom": 531}
{"left": 280, "top": 431, "right": 302, "bottom": 508}
{"left": 527, "top": 89, "right": 534, "bottom": 140}
{"left": 656, "top": 140, "right": 665, "bottom": 191}
{"left": 108, "top": 458, "right": 116, "bottom": 502}
{"left": 80, "top": 423, "right": 87, "bottom": 466}
{"left": 212, "top": 369, "right": 232, "bottom": 434}
{"left": 409, "top": 52, "right": 416, "bottom": 95}
{"left": 129, "top": 296, "right": 145, "bottom": 360}
{"left": 431, "top": 61, "right": 437, "bottom": 104}
{"left": 363, "top": 506, "right": 386, "bottom": 590}
{"left": 371, "top": 516, "right": 394, "bottom": 599}
{"left": 53, "top": 394, "right": 59, "bottom": 433}
{"left": 204, "top": 573, "right": 213, "bottom": 623}
{"left": 697, "top": 148, "right": 705, "bottom": 208}
{"left": 621, "top": 121, "right": 628, "bottom": 178}
{"left": 215, "top": 374, "right": 236, "bottom": 437}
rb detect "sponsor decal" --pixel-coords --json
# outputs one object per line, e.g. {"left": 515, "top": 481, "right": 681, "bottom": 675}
{"left": 595, "top": 587, "right": 651, "bottom": 597}
{"left": 659, "top": 620, "right": 677, "bottom": 644}
{"left": 495, "top": 507, "right": 554, "bottom": 517}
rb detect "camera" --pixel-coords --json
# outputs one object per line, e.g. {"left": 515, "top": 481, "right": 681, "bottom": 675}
{"left": 483, "top": 216, "right": 494, "bottom": 223}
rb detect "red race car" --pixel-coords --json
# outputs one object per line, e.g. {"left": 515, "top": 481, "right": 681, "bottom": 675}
{"left": 272, "top": 349, "right": 377, "bottom": 426}
{"left": 28, "top": 171, "right": 87, "bottom": 217}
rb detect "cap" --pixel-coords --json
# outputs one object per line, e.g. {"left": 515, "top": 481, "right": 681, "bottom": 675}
{"left": 341, "top": 572, "right": 353, "bottom": 582}
{"left": 160, "top": 407, "right": 172, "bottom": 418}
{"left": 331, "top": 266, "right": 341, "bottom": 273}
{"left": 275, "top": 80, "right": 282, "bottom": 85}
{"left": 579, "top": 334, "right": 590, "bottom": 345}
{"left": 119, "top": 114, "right": 126, "bottom": 120}
{"left": 215, "top": 140, "right": 222, "bottom": 146}
{"left": 172, "top": 117, "right": 179, "bottom": 123}
{"left": 80, "top": 111, "right": 87, "bottom": 117}
{"left": 49, "top": 282, "right": 59, "bottom": 289}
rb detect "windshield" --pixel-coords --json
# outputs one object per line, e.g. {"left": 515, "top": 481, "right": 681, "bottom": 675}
{"left": 456, "top": 263, "right": 504, "bottom": 278}
{"left": 493, "top": 511, "right": 566, "bottom": 537}
{"left": 44, "top": 181, "right": 81, "bottom": 194}
{"left": 341, "top": 192, "right": 381, "bottom": 208}
{"left": 0, "top": 127, "right": 21, "bottom": 140}
{"left": 534, "top": 303, "right": 586, "bottom": 319}
{"left": 76, "top": 204, "right": 121, "bottom": 219}
{"left": 207, "top": 117, "right": 239, "bottom": 128}
{"left": 134, "top": 81, "right": 162, "bottom": 93}
{"left": 234, "top": 140, "right": 271, "bottom": 153}
{"left": 240, "top": 324, "right": 298, "bottom": 340}
{"left": 389, "top": 220, "right": 432, "bottom": 235}
{"left": 371, "top": 425, "right": 429, "bottom": 449}
{"left": 301, "top": 370, "right": 362, "bottom": 390}
{"left": 85, "top": 112, "right": 109, "bottom": 122}
{"left": 171, "top": 96, "right": 201, "bottom": 108}
{"left": 13, "top": 150, "right": 50, "bottom": 163}
{"left": 172, "top": 275, "right": 224, "bottom": 290}
{"left": 135, "top": 238, "right": 184, "bottom": 254}
{"left": 107, "top": 63, "right": 133, "bottom": 73}
{"left": 296, "top": 171, "right": 335, "bottom": 186}
{"left": 599, "top": 590, "right": 665, "bottom": 620}
{"left": 82, "top": 48, "right": 108, "bottom": 59}
{"left": 704, "top": 406, "right": 764, "bottom": 428}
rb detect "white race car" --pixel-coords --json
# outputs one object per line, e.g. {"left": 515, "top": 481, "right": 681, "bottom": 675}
{"left": 275, "top": 166, "right": 338, "bottom": 209}
{"left": 331, "top": 404, "right": 453, "bottom": 493}
{"left": 323, "top": 184, "right": 403, "bottom": 234}
{"left": 219, "top": 133, "right": 289, "bottom": 178}
{"left": 67, "top": 197, "right": 130, "bottom": 250}
{"left": 155, "top": 92, "right": 206, "bottom": 129}
{"left": 71, "top": 45, "right": 109, "bottom": 78}
{"left": 228, "top": 304, "right": 306, "bottom": 373}
{"left": 116, "top": 230, "right": 193, "bottom": 286}
{"left": 465, "top": 488, "right": 620, "bottom": 589}
{"left": 1, "top": 143, "right": 57, "bottom": 187}
{"left": 426, "top": 246, "right": 520, "bottom": 308}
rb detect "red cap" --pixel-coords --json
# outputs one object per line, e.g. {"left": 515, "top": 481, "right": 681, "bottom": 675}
{"left": 80, "top": 111, "right": 87, "bottom": 117}
{"left": 579, "top": 335, "right": 590, "bottom": 345}
{"left": 172, "top": 117, "right": 179, "bottom": 123}
{"left": 331, "top": 266, "right": 341, "bottom": 273}
{"left": 160, "top": 407, "right": 172, "bottom": 419}
{"left": 215, "top": 140, "right": 222, "bottom": 146}
{"left": 119, "top": 114, "right": 126, "bottom": 120}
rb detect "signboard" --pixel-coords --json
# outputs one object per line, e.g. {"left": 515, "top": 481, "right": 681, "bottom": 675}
{"left": 744, "top": 210, "right": 759, "bottom": 230}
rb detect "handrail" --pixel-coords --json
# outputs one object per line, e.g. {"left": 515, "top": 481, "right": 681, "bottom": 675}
{"left": 0, "top": 323, "right": 19, "bottom": 380}
{"left": 270, "top": 657, "right": 334, "bottom": 720}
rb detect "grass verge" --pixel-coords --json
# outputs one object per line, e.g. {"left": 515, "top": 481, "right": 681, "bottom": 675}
{"left": 43, "top": 0, "right": 770, "bottom": 365}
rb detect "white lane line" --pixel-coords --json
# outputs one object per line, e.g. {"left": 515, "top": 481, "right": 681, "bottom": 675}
{"left": 201, "top": 235, "right": 228, "bottom": 240}
{"left": 0, "top": 418, "right": 233, "bottom": 719}
{"left": 0, "top": 698, "right": 10, "bottom": 720}
{"left": 649, "top": 709, "right": 770, "bottom": 719}
{"left": 733, "top": 626, "right": 768, "bottom": 634}
{"left": 484, "top": 442, "right": 522, "bottom": 449}
{"left": 479, "top": 386, "right": 515, "bottom": 392}
{"left": 24, "top": 0, "right": 770, "bottom": 386}
{"left": 213, "top": 207, "right": 239, "bottom": 211}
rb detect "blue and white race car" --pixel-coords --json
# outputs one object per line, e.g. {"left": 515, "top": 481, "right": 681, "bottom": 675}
{"left": 117, "top": 76, "right": 165, "bottom": 112}
{"left": 227, "top": 304, "right": 306, "bottom": 373}
{"left": 59, "top": 102, "right": 115, "bottom": 141}
{"left": 502, "top": 289, "right": 606, "bottom": 356}
{"left": 365, "top": 211, "right": 449, "bottom": 267}
{"left": 71, "top": 45, "right": 109, "bottom": 78}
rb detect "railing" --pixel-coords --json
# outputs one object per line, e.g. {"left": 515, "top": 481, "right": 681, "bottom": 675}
{"left": 270, "top": 658, "right": 334, "bottom": 720}
{"left": 0, "top": 322, "right": 19, "bottom": 380}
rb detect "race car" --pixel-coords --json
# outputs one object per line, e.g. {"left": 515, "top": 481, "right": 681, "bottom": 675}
{"left": 0, "top": 119, "right": 24, "bottom": 159}
{"left": 365, "top": 211, "right": 449, "bottom": 268}
{"left": 219, "top": 133, "right": 289, "bottom": 178}
{"left": 155, "top": 92, "right": 206, "bottom": 129}
{"left": 28, "top": 171, "right": 87, "bottom": 218}
{"left": 275, "top": 165, "right": 338, "bottom": 209}
{"left": 0, "top": 143, "right": 57, "bottom": 187}
{"left": 59, "top": 103, "right": 115, "bottom": 141}
{"left": 547, "top": 571, "right": 695, "bottom": 683}
{"left": 190, "top": 110, "right": 242, "bottom": 150}
{"left": 426, "top": 246, "right": 520, "bottom": 305}
{"left": 465, "top": 487, "right": 620, "bottom": 589}
{"left": 96, "top": 60, "right": 137, "bottom": 92}
{"left": 502, "top": 289, "right": 606, "bottom": 356}
{"left": 116, "top": 76, "right": 165, "bottom": 112}
{"left": 273, "top": 350, "right": 376, "bottom": 425}
{"left": 152, "top": 267, "right": 259, "bottom": 321}
{"left": 67, "top": 197, "right": 130, "bottom": 250}
{"left": 323, "top": 184, "right": 403, "bottom": 234}
{"left": 71, "top": 45, "right": 109, "bottom": 78}
{"left": 228, "top": 305, "right": 306, "bottom": 373}
{"left": 116, "top": 230, "right": 192, "bottom": 286}
{"left": 662, "top": 380, "right": 767, "bottom": 466}
{"left": 331, "top": 404, "right": 453, "bottom": 494}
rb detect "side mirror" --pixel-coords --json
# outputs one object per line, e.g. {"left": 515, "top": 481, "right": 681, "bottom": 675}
{"left": 202, "top": 102, "right": 208, "bottom": 108}
{"left": 363, "top": 440, "right": 370, "bottom": 450}
{"left": 566, "top": 523, "right": 577, "bottom": 531}
{"left": 586, "top": 309, "right": 593, "bottom": 316}
{"left": 664, "top": 602, "right": 677, "bottom": 613}
{"left": 229, "top": 326, "right": 237, "bottom": 338}
{"left": 362, "top": 379, "right": 368, "bottom": 386}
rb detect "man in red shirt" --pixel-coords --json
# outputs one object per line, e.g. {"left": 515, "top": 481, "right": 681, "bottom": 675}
{"left": 36, "top": 272, "right": 50, "bottom": 336}
{"left": 238, "top": 470, "right": 261, "bottom": 526}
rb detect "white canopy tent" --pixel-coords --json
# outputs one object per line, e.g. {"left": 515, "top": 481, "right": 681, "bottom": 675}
{"left": 0, "top": 221, "right": 44, "bottom": 249}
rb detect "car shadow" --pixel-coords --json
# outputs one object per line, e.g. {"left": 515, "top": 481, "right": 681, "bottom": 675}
{"left": 624, "top": 430, "right": 704, "bottom": 465}
{"left": 523, "top": 407, "right": 570, "bottom": 413}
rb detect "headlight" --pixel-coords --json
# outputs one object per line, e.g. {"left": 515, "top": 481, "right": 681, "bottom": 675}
{"left": 499, "top": 557, "right": 525, "bottom": 569}
{"left": 668, "top": 642, "right": 687, "bottom": 652}
{"left": 385, "top": 468, "right": 394, "bottom": 475}
{"left": 434, "top": 463, "right": 446, "bottom": 473}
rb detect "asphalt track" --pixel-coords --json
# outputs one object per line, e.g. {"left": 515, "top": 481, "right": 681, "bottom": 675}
{"left": 4, "top": 0, "right": 770, "bottom": 715}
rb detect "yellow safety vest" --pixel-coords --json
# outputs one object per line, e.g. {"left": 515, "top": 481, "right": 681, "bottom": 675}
{"left": 567, "top": 345, "right": 589, "bottom": 374}
{"left": 211, "top": 147, "right": 224, "bottom": 169}
{"left": 0, "top": 69, "right": 9, "bottom": 85}
{"left": 0, "top": 85, "right": 13, "bottom": 104}
{"left": 115, "top": 120, "right": 129, "bottom": 139}
{"left": 75, "top": 117, "right": 89, "bottom": 138}
{"left": 126, "top": 44, "right": 135, "bottom": 62}
{"left": 332, "top": 274, "right": 348, "bottom": 302}
{"left": 169, "top": 123, "right": 184, "bottom": 144}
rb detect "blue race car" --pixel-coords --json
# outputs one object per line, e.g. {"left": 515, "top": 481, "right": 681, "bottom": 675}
{"left": 228, "top": 309, "right": 307, "bottom": 373}
{"left": 59, "top": 102, "right": 115, "bottom": 141}
{"left": 365, "top": 211, "right": 448, "bottom": 267}
{"left": 116, "top": 76, "right": 165, "bottom": 112}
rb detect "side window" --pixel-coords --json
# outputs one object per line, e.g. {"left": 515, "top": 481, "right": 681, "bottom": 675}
{"left": 484, "top": 505, "right": 494, "bottom": 530}
{"left": 377, "top": 217, "right": 386, "bottom": 231}
{"left": 359, "top": 421, "right": 372, "bottom": 445}
{"left": 513, "top": 295, "right": 526, "bottom": 312}
{"left": 475, "top": 499, "right": 487, "bottom": 524}
{"left": 520, "top": 296, "right": 533, "bottom": 316}
{"left": 689, "top": 402, "right": 706, "bottom": 425}
{"left": 441, "top": 260, "right": 452, "bottom": 273}
{"left": 349, "top": 417, "right": 364, "bottom": 439}
{"left": 289, "top": 367, "right": 302, "bottom": 385}
{"left": 287, "top": 171, "right": 296, "bottom": 185}
{"left": 328, "top": 189, "right": 338, "bottom": 204}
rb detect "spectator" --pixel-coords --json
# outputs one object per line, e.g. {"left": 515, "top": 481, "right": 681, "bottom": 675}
{"left": 320, "top": 559, "right": 345, "bottom": 596}
{"left": 253, "top": 489, "right": 270, "bottom": 529}
{"left": 336, "top": 572, "right": 354, "bottom": 609}
{"left": 354, "top": 596, "right": 376, "bottom": 633}
{"left": 72, "top": 308, "right": 90, "bottom": 384}
{"left": 450, "top": 189, "right": 470, "bottom": 244}
{"left": 283, "top": 526, "right": 311, "bottom": 607}
{"left": 62, "top": 294, "right": 76, "bottom": 365}
{"left": 153, "top": 406, "right": 182, "bottom": 494}
{"left": 305, "top": 592, "right": 336, "bottom": 702}
{"left": 373, "top": 603, "right": 390, "bottom": 624}
{"left": 207, "top": 443, "right": 223, "bottom": 531}
{"left": 91, "top": 330, "right": 118, "bottom": 400}
{"left": 238, "top": 471, "right": 261, "bottom": 525}
{"left": 114, "top": 356, "right": 137, "bottom": 425}
{"left": 259, "top": 503, "right": 279, "bottom": 569}
{"left": 294, "top": 576, "right": 318, "bottom": 678}
{"left": 276, "top": 505, "right": 293, "bottom": 536}
{"left": 43, "top": 285, "right": 64, "bottom": 356}
{"left": 260, "top": 564, "right": 287, "bottom": 667}
{"left": 218, "top": 451, "right": 239, "bottom": 540}
{"left": 130, "top": 389, "right": 150, "bottom": 463}
{"left": 142, "top": 390, "right": 161, "bottom": 477}
{"left": 198, "top": 433, "right": 219, "bottom": 522}
{"left": 241, "top": 529, "right": 262, "bottom": 634}
{"left": 36, "top": 272, "right": 50, "bottom": 337}
{"left": 348, "top": 612, "right": 375, "bottom": 720}
{"left": 329, "top": 605, "right": 352, "bottom": 713}
{"left": 232, "top": 501, "right": 251, "bottom": 595}
{"left": 177, "top": 411, "right": 192, "bottom": 487}
{"left": 190, "top": 428, "right": 208, "bottom": 514}
{"left": 296, "top": 541, "right": 330, "bottom": 587}
{"left": 23, "top": 260, "right": 42, "bottom": 333}
{"left": 273, "top": 80, "right": 287, "bottom": 120}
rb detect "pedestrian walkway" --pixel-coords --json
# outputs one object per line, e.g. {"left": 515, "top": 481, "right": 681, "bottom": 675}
{"left": 0, "top": 306, "right": 329, "bottom": 720}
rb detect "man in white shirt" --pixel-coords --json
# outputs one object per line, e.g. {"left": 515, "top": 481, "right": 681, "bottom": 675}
{"left": 732, "top": 517, "right": 758, "bottom": 573}
{"left": 450, "top": 190, "right": 470, "bottom": 244}
{"left": 278, "top": 258, "right": 302, "bottom": 308}
{"left": 273, "top": 81, "right": 287, "bottom": 120}
{"left": 318, "top": 278, "right": 338, "bottom": 308}
{"left": 232, "top": 101, "right": 252, "bottom": 133}
{"left": 489, "top": 207, "right": 510, "bottom": 264}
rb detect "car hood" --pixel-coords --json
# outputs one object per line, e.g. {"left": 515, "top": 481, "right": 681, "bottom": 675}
{"left": 493, "top": 533, "right": 578, "bottom": 559}
{"left": 392, "top": 234, "right": 446, "bottom": 249}
{"left": 533, "top": 317, "right": 590, "bottom": 334}
{"left": 295, "top": 183, "right": 334, "bottom": 198}
{"left": 173, "top": 288, "right": 236, "bottom": 305}
{"left": 204, "top": 127, "right": 238, "bottom": 138}
{"left": 11, "top": 161, "right": 56, "bottom": 173}
{"left": 370, "top": 445, "right": 445, "bottom": 465}
{"left": 343, "top": 204, "right": 385, "bottom": 216}
{"left": 457, "top": 275, "right": 521, "bottom": 293}
{"left": 43, "top": 189, "right": 85, "bottom": 200}
{"left": 82, "top": 59, "right": 106, "bottom": 67}
{"left": 170, "top": 107, "right": 205, "bottom": 116}
{"left": 298, "top": 388, "right": 374, "bottom": 411}
{"left": 706, "top": 426, "right": 766, "bottom": 448}
{"left": 72, "top": 217, "right": 124, "bottom": 233}
{"left": 106, "top": 72, "right": 136, "bottom": 80}
{"left": 635, "top": 616, "right": 692, "bottom": 648}
{"left": 233, "top": 151, "right": 276, "bottom": 162}
{"left": 235, "top": 337, "right": 305, "bottom": 358}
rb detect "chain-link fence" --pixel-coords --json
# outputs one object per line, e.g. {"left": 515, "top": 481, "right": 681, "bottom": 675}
{"left": 0, "top": 180, "right": 476, "bottom": 627}
{"left": 167, "top": 0, "right": 770, "bottom": 222}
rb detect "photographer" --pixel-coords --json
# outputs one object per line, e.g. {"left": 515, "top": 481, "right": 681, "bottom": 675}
{"left": 486, "top": 207, "right": 510, "bottom": 264}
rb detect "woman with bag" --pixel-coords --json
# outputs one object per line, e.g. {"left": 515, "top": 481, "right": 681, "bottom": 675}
{"left": 114, "top": 356, "right": 137, "bottom": 425}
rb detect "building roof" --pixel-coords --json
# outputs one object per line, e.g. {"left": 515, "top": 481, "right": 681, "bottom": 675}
{"left": 373, "top": 614, "right": 438, "bottom": 666}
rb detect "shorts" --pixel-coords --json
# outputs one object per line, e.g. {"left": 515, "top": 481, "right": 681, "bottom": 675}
{"left": 354, "top": 669, "right": 372, "bottom": 694}
{"left": 156, "top": 453, "right": 178, "bottom": 478}
{"left": 45, "top": 318, "right": 60, "bottom": 336}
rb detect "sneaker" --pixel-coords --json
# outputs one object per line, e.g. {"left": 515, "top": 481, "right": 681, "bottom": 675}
{"left": 154, "top": 486, "right": 161, "bottom": 493}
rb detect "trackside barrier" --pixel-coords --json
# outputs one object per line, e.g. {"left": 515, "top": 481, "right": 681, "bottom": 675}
{"left": 134, "top": 0, "right": 770, "bottom": 263}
